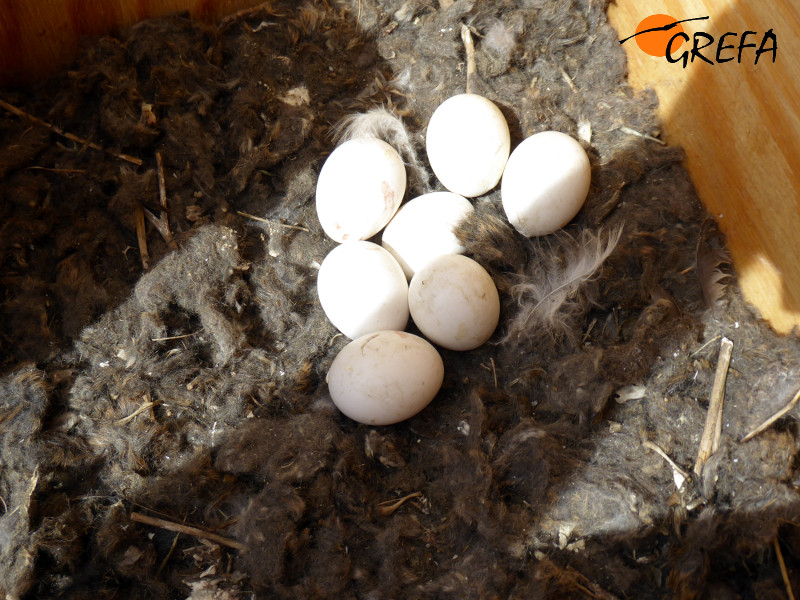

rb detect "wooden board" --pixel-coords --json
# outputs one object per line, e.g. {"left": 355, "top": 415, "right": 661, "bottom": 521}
{"left": 0, "top": 0, "right": 264, "bottom": 84}
{"left": 607, "top": 1, "right": 800, "bottom": 334}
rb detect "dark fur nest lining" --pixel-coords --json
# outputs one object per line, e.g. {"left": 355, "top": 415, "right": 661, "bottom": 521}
{"left": 1, "top": 0, "right": 800, "bottom": 598}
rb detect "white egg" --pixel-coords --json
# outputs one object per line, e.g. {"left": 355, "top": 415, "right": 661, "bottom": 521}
{"left": 327, "top": 331, "right": 444, "bottom": 425}
{"left": 501, "top": 131, "right": 591, "bottom": 237}
{"left": 408, "top": 254, "right": 500, "bottom": 351}
{"left": 425, "top": 94, "right": 510, "bottom": 198}
{"left": 317, "top": 241, "right": 409, "bottom": 339}
{"left": 315, "top": 137, "right": 406, "bottom": 242}
{"left": 381, "top": 191, "right": 474, "bottom": 280}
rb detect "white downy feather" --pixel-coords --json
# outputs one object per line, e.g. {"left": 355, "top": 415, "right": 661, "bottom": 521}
{"left": 333, "top": 107, "right": 430, "bottom": 195}
{"left": 504, "top": 227, "right": 623, "bottom": 345}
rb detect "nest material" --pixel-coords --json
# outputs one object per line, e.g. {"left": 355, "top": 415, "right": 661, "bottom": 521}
{"left": 1, "top": 1, "right": 800, "bottom": 598}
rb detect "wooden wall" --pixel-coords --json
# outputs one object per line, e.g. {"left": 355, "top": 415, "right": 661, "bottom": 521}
{"left": 0, "top": 0, "right": 265, "bottom": 84}
{"left": 608, "top": 1, "right": 800, "bottom": 334}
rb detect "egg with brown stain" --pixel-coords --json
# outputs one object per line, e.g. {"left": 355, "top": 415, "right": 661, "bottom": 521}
{"left": 408, "top": 254, "right": 500, "bottom": 351}
{"left": 327, "top": 331, "right": 444, "bottom": 425}
{"left": 315, "top": 137, "right": 406, "bottom": 243}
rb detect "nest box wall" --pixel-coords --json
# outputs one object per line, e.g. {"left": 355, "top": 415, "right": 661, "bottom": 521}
{"left": 608, "top": 1, "right": 800, "bottom": 334}
{"left": 0, "top": 0, "right": 264, "bottom": 84}
{"left": 2, "top": 0, "right": 798, "bottom": 334}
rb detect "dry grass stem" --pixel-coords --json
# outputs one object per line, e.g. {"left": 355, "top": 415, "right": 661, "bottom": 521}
{"left": 690, "top": 335, "right": 722, "bottom": 357}
{"left": 135, "top": 205, "right": 151, "bottom": 270}
{"left": 565, "top": 565, "right": 622, "bottom": 600}
{"left": 143, "top": 208, "right": 177, "bottom": 248}
{"left": 377, "top": 491, "right": 423, "bottom": 516}
{"left": 643, "top": 440, "right": 691, "bottom": 490}
{"left": 151, "top": 331, "right": 202, "bottom": 342}
{"left": 775, "top": 537, "right": 796, "bottom": 600}
{"left": 560, "top": 67, "right": 578, "bottom": 93}
{"left": 237, "top": 210, "right": 310, "bottom": 232}
{"left": 156, "top": 151, "right": 167, "bottom": 210}
{"left": 741, "top": 385, "right": 800, "bottom": 443}
{"left": 115, "top": 400, "right": 161, "bottom": 426}
{"left": 619, "top": 125, "right": 666, "bottom": 146}
{"left": 460, "top": 24, "right": 476, "bottom": 94}
{"left": 130, "top": 512, "right": 248, "bottom": 551}
{"left": 157, "top": 532, "right": 181, "bottom": 577}
{"left": 220, "top": 2, "right": 276, "bottom": 28}
{"left": 0, "top": 98, "right": 143, "bottom": 166}
{"left": 0, "top": 404, "right": 24, "bottom": 429}
{"left": 480, "top": 359, "right": 498, "bottom": 388}
{"left": 594, "top": 184, "right": 625, "bottom": 223}
{"left": 694, "top": 337, "right": 733, "bottom": 475}
{"left": 154, "top": 152, "right": 178, "bottom": 250}
{"left": 26, "top": 166, "right": 88, "bottom": 174}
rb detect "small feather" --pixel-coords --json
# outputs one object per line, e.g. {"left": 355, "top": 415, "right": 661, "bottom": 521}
{"left": 333, "top": 107, "right": 430, "bottom": 195}
{"left": 503, "top": 227, "right": 622, "bottom": 345}
{"left": 482, "top": 19, "right": 517, "bottom": 60}
{"left": 696, "top": 219, "right": 731, "bottom": 308}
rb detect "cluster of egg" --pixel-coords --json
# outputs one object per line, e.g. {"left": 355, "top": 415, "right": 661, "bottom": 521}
{"left": 315, "top": 94, "right": 591, "bottom": 426}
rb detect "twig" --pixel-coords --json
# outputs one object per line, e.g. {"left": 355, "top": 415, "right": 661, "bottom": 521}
{"left": 582, "top": 318, "right": 598, "bottom": 343}
{"left": 236, "top": 210, "right": 309, "bottom": 232}
{"left": 130, "top": 512, "right": 248, "bottom": 551}
{"left": 694, "top": 337, "right": 733, "bottom": 475}
{"left": 619, "top": 125, "right": 666, "bottom": 146}
{"left": 143, "top": 208, "right": 176, "bottom": 249}
{"left": 460, "top": 24, "right": 476, "bottom": 94}
{"left": 154, "top": 151, "right": 178, "bottom": 250}
{"left": 775, "top": 537, "right": 796, "bottom": 600}
{"left": 377, "top": 491, "right": 422, "bottom": 516}
{"left": 134, "top": 205, "right": 151, "bottom": 270}
{"left": 741, "top": 385, "right": 800, "bottom": 443}
{"left": 0, "top": 98, "right": 143, "bottom": 166}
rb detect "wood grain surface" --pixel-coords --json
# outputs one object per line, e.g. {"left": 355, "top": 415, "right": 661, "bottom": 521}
{"left": 608, "top": 1, "right": 800, "bottom": 334}
{"left": 0, "top": 0, "right": 263, "bottom": 84}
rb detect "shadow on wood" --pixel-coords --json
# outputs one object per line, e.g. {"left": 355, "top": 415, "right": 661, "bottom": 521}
{"left": 608, "top": 1, "right": 800, "bottom": 334}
